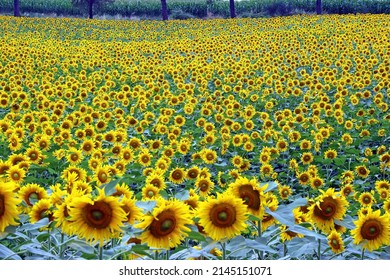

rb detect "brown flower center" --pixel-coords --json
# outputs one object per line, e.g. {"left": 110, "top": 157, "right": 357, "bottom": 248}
{"left": 313, "top": 197, "right": 337, "bottom": 220}
{"left": 239, "top": 184, "right": 260, "bottom": 211}
{"left": 361, "top": 219, "right": 383, "bottom": 240}
{"left": 209, "top": 203, "right": 236, "bottom": 228}
{"left": 149, "top": 210, "right": 176, "bottom": 238}
{"left": 83, "top": 201, "right": 112, "bottom": 229}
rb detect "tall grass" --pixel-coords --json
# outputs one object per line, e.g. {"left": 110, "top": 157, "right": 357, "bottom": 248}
{"left": 0, "top": 0, "right": 390, "bottom": 18}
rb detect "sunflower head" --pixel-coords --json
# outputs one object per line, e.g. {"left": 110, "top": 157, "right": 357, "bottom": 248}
{"left": 351, "top": 208, "right": 390, "bottom": 251}
{"left": 196, "top": 192, "right": 248, "bottom": 241}
{"left": 308, "top": 188, "right": 349, "bottom": 233}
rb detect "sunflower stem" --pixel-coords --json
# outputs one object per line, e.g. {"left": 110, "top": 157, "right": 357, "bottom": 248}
{"left": 361, "top": 248, "right": 365, "bottom": 260}
{"left": 59, "top": 233, "right": 65, "bottom": 259}
{"left": 257, "top": 220, "right": 264, "bottom": 260}
{"left": 317, "top": 239, "right": 321, "bottom": 260}
{"left": 166, "top": 249, "right": 170, "bottom": 260}
{"left": 155, "top": 250, "right": 159, "bottom": 260}
{"left": 283, "top": 242, "right": 287, "bottom": 257}
{"left": 221, "top": 242, "right": 226, "bottom": 260}
{"left": 99, "top": 245, "right": 103, "bottom": 260}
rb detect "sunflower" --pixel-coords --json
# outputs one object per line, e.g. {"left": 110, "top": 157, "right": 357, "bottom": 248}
{"left": 184, "top": 189, "right": 199, "bottom": 210}
{"left": 297, "top": 171, "right": 311, "bottom": 186}
{"left": 68, "top": 189, "right": 126, "bottom": 245}
{"left": 327, "top": 230, "right": 345, "bottom": 254}
{"left": 138, "top": 149, "right": 152, "bottom": 167}
{"left": 0, "top": 181, "right": 20, "bottom": 232}
{"left": 340, "top": 185, "right": 354, "bottom": 197}
{"left": 6, "top": 165, "right": 26, "bottom": 184}
{"left": 278, "top": 185, "right": 292, "bottom": 200}
{"left": 18, "top": 183, "right": 48, "bottom": 207}
{"left": 324, "top": 149, "right": 338, "bottom": 159}
{"left": 67, "top": 148, "right": 83, "bottom": 165}
{"left": 94, "top": 165, "right": 111, "bottom": 186}
{"left": 280, "top": 225, "right": 304, "bottom": 242}
{"left": 186, "top": 166, "right": 200, "bottom": 180}
{"left": 308, "top": 188, "right": 349, "bottom": 233}
{"left": 301, "top": 152, "right": 314, "bottom": 165}
{"left": 111, "top": 183, "right": 133, "bottom": 198}
{"left": 169, "top": 167, "right": 186, "bottom": 184}
{"left": 146, "top": 172, "right": 166, "bottom": 190}
{"left": 135, "top": 198, "right": 192, "bottom": 249}
{"left": 228, "top": 176, "right": 265, "bottom": 218}
{"left": 120, "top": 196, "right": 142, "bottom": 225}
{"left": 29, "top": 198, "right": 53, "bottom": 223}
{"left": 355, "top": 165, "right": 370, "bottom": 179}
{"left": 195, "top": 177, "right": 214, "bottom": 197}
{"left": 142, "top": 183, "right": 160, "bottom": 200}
{"left": 310, "top": 176, "right": 324, "bottom": 189}
{"left": 196, "top": 192, "right": 248, "bottom": 241}
{"left": 358, "top": 191, "right": 376, "bottom": 207}
{"left": 25, "top": 146, "right": 43, "bottom": 164}
{"left": 201, "top": 149, "right": 218, "bottom": 164}
{"left": 81, "top": 139, "right": 94, "bottom": 155}
{"left": 351, "top": 208, "right": 390, "bottom": 251}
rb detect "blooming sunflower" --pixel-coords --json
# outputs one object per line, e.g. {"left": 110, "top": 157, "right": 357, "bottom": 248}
{"left": 141, "top": 184, "right": 160, "bottom": 200}
{"left": 0, "top": 181, "right": 20, "bottom": 232}
{"left": 308, "top": 188, "right": 349, "bottom": 233}
{"left": 68, "top": 189, "right": 126, "bottom": 245}
{"left": 196, "top": 192, "right": 248, "bottom": 241}
{"left": 327, "top": 230, "right": 345, "bottom": 254}
{"left": 6, "top": 165, "right": 26, "bottom": 184}
{"left": 280, "top": 225, "right": 304, "bottom": 242}
{"left": 29, "top": 198, "right": 53, "bottom": 223}
{"left": 195, "top": 177, "right": 214, "bottom": 197}
{"left": 351, "top": 208, "right": 390, "bottom": 251}
{"left": 120, "top": 196, "right": 142, "bottom": 225}
{"left": 18, "top": 183, "right": 48, "bottom": 207}
{"left": 169, "top": 167, "right": 186, "bottom": 184}
{"left": 135, "top": 198, "right": 192, "bottom": 249}
{"left": 228, "top": 176, "right": 265, "bottom": 218}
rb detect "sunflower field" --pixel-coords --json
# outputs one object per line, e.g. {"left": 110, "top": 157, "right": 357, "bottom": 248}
{"left": 0, "top": 14, "right": 389, "bottom": 260}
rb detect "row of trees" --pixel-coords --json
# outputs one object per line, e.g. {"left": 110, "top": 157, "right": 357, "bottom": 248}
{"left": 12, "top": 0, "right": 323, "bottom": 19}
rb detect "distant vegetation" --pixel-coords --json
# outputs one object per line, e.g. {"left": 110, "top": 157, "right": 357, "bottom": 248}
{"left": 1, "top": 0, "right": 390, "bottom": 19}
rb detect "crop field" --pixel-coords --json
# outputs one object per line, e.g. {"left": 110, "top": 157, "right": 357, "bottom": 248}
{"left": 0, "top": 14, "right": 389, "bottom": 260}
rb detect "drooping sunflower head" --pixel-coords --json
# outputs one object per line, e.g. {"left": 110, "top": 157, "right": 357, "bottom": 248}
{"left": 29, "top": 198, "right": 53, "bottom": 224}
{"left": 228, "top": 176, "right": 265, "bottom": 217}
{"left": 196, "top": 192, "right": 248, "bottom": 241}
{"left": 351, "top": 208, "right": 390, "bottom": 251}
{"left": 308, "top": 188, "right": 349, "bottom": 233}
{"left": 135, "top": 198, "right": 192, "bottom": 249}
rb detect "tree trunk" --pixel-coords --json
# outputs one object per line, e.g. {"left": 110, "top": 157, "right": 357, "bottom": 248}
{"left": 316, "top": 0, "right": 322, "bottom": 15}
{"left": 88, "top": 0, "right": 93, "bottom": 19}
{"left": 229, "top": 0, "right": 236, "bottom": 18}
{"left": 161, "top": 0, "right": 168, "bottom": 21}
{"left": 14, "top": 0, "right": 20, "bottom": 17}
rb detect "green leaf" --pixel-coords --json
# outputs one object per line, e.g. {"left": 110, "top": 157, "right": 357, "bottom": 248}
{"left": 0, "top": 244, "right": 22, "bottom": 260}
{"left": 263, "top": 181, "right": 278, "bottom": 193}
{"left": 103, "top": 178, "right": 121, "bottom": 196}
{"left": 135, "top": 200, "right": 157, "bottom": 213}
{"left": 186, "top": 230, "right": 206, "bottom": 242}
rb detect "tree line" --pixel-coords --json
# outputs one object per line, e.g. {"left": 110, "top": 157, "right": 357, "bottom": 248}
{"left": 12, "top": 0, "right": 323, "bottom": 19}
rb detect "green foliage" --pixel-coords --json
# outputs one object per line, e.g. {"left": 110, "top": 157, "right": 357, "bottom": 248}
{"left": 1, "top": 0, "right": 390, "bottom": 18}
